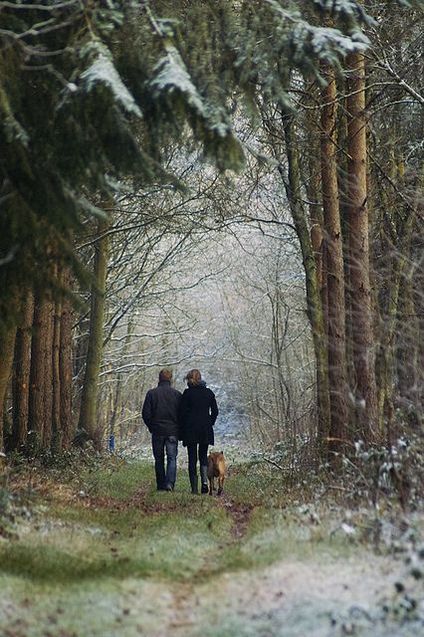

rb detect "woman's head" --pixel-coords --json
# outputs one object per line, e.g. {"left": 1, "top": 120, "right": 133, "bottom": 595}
{"left": 185, "top": 369, "right": 202, "bottom": 386}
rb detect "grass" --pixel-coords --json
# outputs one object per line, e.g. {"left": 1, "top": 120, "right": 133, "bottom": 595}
{"left": 78, "top": 458, "right": 152, "bottom": 499}
{"left": 0, "top": 456, "right": 365, "bottom": 637}
{"left": 0, "top": 503, "right": 234, "bottom": 584}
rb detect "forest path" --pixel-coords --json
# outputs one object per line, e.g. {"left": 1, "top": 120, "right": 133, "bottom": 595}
{"left": 0, "top": 458, "right": 418, "bottom": 637}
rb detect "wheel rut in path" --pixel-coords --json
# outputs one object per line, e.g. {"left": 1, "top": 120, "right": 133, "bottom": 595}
{"left": 220, "top": 495, "right": 254, "bottom": 540}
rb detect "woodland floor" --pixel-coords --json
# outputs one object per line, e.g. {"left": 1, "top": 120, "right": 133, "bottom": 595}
{"left": 1, "top": 452, "right": 424, "bottom": 637}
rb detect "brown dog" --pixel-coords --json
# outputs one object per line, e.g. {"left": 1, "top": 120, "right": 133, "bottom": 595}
{"left": 207, "top": 451, "right": 226, "bottom": 496}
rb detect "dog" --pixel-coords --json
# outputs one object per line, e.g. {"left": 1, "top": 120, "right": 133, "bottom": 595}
{"left": 207, "top": 451, "right": 226, "bottom": 496}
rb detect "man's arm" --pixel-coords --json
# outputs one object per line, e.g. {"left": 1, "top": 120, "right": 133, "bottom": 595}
{"left": 178, "top": 391, "right": 189, "bottom": 426}
{"left": 142, "top": 390, "right": 153, "bottom": 432}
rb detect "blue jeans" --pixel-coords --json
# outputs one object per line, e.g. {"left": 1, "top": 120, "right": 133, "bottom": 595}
{"left": 151, "top": 435, "right": 178, "bottom": 490}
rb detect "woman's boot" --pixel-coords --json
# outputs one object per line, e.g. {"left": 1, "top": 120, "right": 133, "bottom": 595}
{"left": 189, "top": 473, "right": 198, "bottom": 494}
{"left": 200, "top": 465, "right": 209, "bottom": 494}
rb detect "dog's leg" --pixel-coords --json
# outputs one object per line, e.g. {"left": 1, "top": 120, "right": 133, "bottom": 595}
{"left": 209, "top": 477, "right": 214, "bottom": 495}
{"left": 217, "top": 475, "right": 224, "bottom": 496}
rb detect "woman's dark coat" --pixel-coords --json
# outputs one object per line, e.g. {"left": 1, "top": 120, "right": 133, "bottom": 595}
{"left": 179, "top": 384, "right": 218, "bottom": 446}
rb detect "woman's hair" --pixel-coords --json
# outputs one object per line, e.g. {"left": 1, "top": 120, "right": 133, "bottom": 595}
{"left": 185, "top": 368, "right": 202, "bottom": 386}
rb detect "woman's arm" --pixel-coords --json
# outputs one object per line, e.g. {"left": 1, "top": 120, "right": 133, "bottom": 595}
{"left": 210, "top": 393, "right": 218, "bottom": 425}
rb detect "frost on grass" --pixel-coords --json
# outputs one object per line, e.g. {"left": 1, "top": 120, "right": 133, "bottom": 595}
{"left": 79, "top": 41, "right": 142, "bottom": 117}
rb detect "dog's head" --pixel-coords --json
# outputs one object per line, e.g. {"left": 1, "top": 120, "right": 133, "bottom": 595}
{"left": 209, "top": 451, "right": 224, "bottom": 461}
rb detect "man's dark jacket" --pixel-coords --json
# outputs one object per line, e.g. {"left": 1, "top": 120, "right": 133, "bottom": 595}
{"left": 179, "top": 384, "right": 218, "bottom": 446}
{"left": 142, "top": 381, "right": 182, "bottom": 437}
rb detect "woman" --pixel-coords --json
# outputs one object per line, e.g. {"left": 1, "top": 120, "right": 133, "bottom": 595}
{"left": 179, "top": 369, "right": 218, "bottom": 494}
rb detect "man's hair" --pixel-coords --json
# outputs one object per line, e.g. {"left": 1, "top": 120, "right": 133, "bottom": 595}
{"left": 185, "top": 368, "right": 202, "bottom": 386}
{"left": 159, "top": 368, "right": 173, "bottom": 382}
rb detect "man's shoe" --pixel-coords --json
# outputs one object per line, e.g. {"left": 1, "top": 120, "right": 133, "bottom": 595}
{"left": 201, "top": 483, "right": 209, "bottom": 494}
{"left": 165, "top": 484, "right": 174, "bottom": 492}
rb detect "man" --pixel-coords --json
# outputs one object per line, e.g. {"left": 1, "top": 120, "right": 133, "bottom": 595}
{"left": 142, "top": 369, "right": 181, "bottom": 491}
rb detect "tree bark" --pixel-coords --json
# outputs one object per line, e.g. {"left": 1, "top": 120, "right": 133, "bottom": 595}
{"left": 12, "top": 292, "right": 34, "bottom": 450}
{"left": 320, "top": 62, "right": 349, "bottom": 458}
{"left": 346, "top": 51, "right": 378, "bottom": 441}
{"left": 0, "top": 324, "right": 17, "bottom": 452}
{"left": 305, "top": 115, "right": 329, "bottom": 378}
{"left": 52, "top": 292, "right": 62, "bottom": 451}
{"left": 78, "top": 215, "right": 110, "bottom": 446}
{"left": 305, "top": 119, "right": 325, "bottom": 298}
{"left": 42, "top": 298, "right": 54, "bottom": 449}
{"left": 28, "top": 294, "right": 54, "bottom": 450}
{"left": 396, "top": 266, "right": 419, "bottom": 407}
{"left": 59, "top": 274, "right": 74, "bottom": 448}
{"left": 375, "top": 184, "right": 415, "bottom": 432}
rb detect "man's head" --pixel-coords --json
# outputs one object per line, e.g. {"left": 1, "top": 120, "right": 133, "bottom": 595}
{"left": 159, "top": 368, "right": 173, "bottom": 383}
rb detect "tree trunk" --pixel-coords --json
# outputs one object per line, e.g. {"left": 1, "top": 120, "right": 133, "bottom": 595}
{"left": 52, "top": 292, "right": 62, "bottom": 451}
{"left": 42, "top": 299, "right": 54, "bottom": 449}
{"left": 337, "top": 83, "right": 355, "bottom": 396}
{"left": 0, "top": 324, "right": 17, "bottom": 451}
{"left": 59, "top": 274, "right": 74, "bottom": 448}
{"left": 305, "top": 119, "right": 330, "bottom": 408}
{"left": 305, "top": 119, "right": 325, "bottom": 303}
{"left": 12, "top": 292, "right": 34, "bottom": 450}
{"left": 282, "top": 116, "right": 331, "bottom": 455}
{"left": 320, "top": 62, "right": 349, "bottom": 458}
{"left": 109, "top": 316, "right": 133, "bottom": 446}
{"left": 415, "top": 274, "right": 424, "bottom": 419}
{"left": 28, "top": 294, "right": 54, "bottom": 450}
{"left": 78, "top": 216, "right": 110, "bottom": 446}
{"left": 346, "top": 51, "right": 378, "bottom": 442}
{"left": 396, "top": 268, "right": 419, "bottom": 406}
{"left": 376, "top": 196, "right": 415, "bottom": 431}
{"left": 305, "top": 102, "right": 324, "bottom": 296}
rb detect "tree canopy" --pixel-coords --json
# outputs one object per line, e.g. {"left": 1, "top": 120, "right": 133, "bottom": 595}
{"left": 1, "top": 0, "right": 396, "bottom": 329}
